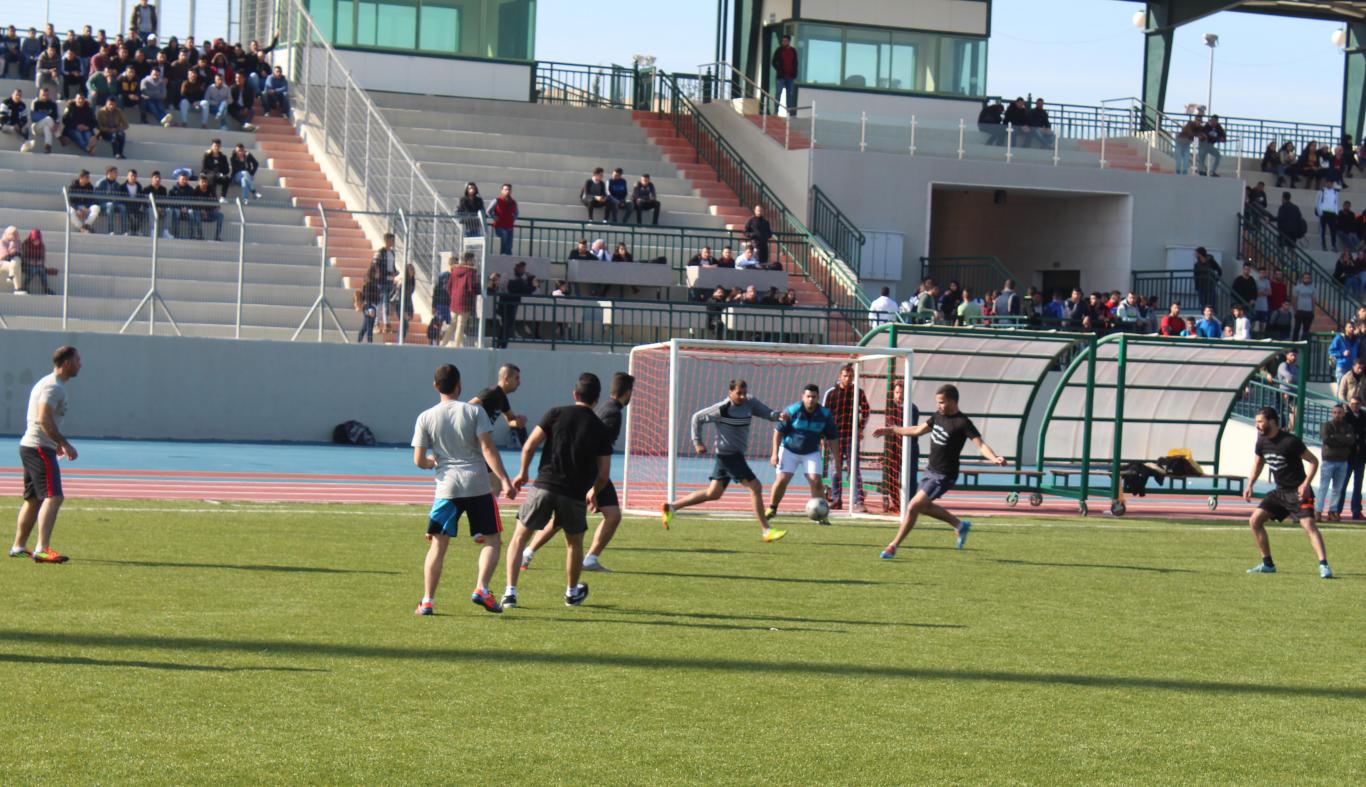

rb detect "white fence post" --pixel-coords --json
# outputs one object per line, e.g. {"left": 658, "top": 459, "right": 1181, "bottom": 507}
{"left": 957, "top": 119, "right": 965, "bottom": 159}
{"left": 909, "top": 115, "right": 917, "bottom": 157}
{"left": 859, "top": 111, "right": 867, "bottom": 153}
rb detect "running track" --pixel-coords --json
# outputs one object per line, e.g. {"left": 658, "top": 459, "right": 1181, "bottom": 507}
{"left": 0, "top": 439, "right": 1263, "bottom": 520}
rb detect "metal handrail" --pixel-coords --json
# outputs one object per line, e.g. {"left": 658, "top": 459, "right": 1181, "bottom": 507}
{"left": 809, "top": 185, "right": 865, "bottom": 275}
{"left": 1239, "top": 203, "right": 1360, "bottom": 330}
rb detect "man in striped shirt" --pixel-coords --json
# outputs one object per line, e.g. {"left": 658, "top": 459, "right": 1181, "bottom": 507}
{"left": 824, "top": 364, "right": 870, "bottom": 512}
{"left": 661, "top": 379, "right": 789, "bottom": 542}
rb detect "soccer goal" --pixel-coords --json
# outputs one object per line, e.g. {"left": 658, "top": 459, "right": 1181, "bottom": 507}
{"left": 622, "top": 339, "right": 915, "bottom": 518}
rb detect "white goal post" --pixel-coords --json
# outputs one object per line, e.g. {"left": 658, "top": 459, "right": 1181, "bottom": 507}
{"left": 621, "top": 339, "right": 916, "bottom": 518}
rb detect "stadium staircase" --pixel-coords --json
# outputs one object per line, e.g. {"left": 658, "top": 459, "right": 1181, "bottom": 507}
{"left": 1238, "top": 203, "right": 1356, "bottom": 333}
{"left": 0, "top": 76, "right": 361, "bottom": 340}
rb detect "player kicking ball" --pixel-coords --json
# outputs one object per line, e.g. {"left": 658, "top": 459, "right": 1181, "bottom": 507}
{"left": 412, "top": 364, "right": 517, "bottom": 616}
{"left": 661, "top": 379, "right": 789, "bottom": 542}
{"left": 766, "top": 384, "right": 840, "bottom": 525}
{"left": 871, "top": 384, "right": 1005, "bottom": 559}
{"left": 1243, "top": 407, "right": 1333, "bottom": 578}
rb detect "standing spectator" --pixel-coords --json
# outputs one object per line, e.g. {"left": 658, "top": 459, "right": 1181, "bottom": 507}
{"left": 1158, "top": 302, "right": 1184, "bottom": 336}
{"left": 823, "top": 364, "right": 871, "bottom": 513}
{"left": 880, "top": 379, "right": 916, "bottom": 515}
{"left": 1318, "top": 405, "right": 1354, "bottom": 521}
{"left": 1114, "top": 292, "right": 1146, "bottom": 332}
{"left": 131, "top": 0, "right": 159, "bottom": 38}
{"left": 1002, "top": 97, "right": 1029, "bottom": 144}
{"left": 1191, "top": 247, "right": 1220, "bottom": 309}
{"left": 1344, "top": 396, "right": 1366, "bottom": 520}
{"left": 93, "top": 165, "right": 123, "bottom": 234}
{"left": 1316, "top": 182, "right": 1340, "bottom": 252}
{"left": 770, "top": 34, "right": 798, "bottom": 115}
{"left": 957, "top": 287, "right": 983, "bottom": 325}
{"left": 1195, "top": 306, "right": 1222, "bottom": 338}
{"left": 1267, "top": 268, "right": 1288, "bottom": 314}
{"left": 167, "top": 171, "right": 197, "bottom": 238}
{"left": 1276, "top": 350, "right": 1301, "bottom": 432}
{"left": 261, "top": 65, "right": 290, "bottom": 116}
{"left": 489, "top": 183, "right": 517, "bottom": 255}
{"left": 1246, "top": 181, "right": 1269, "bottom": 210}
{"left": 606, "top": 167, "right": 630, "bottom": 223}
{"left": 190, "top": 174, "right": 224, "bottom": 241}
{"left": 1025, "top": 98, "right": 1054, "bottom": 148}
{"left": 1231, "top": 262, "right": 1257, "bottom": 308}
{"left": 1337, "top": 358, "right": 1366, "bottom": 404}
{"left": 1175, "top": 115, "right": 1201, "bottom": 175}
{"left": 356, "top": 264, "right": 384, "bottom": 343}
{"left": 938, "top": 280, "right": 962, "bottom": 324}
{"left": 0, "top": 226, "right": 20, "bottom": 291}
{"left": 977, "top": 100, "right": 1005, "bottom": 145}
{"left": 1291, "top": 272, "right": 1315, "bottom": 341}
{"left": 868, "top": 286, "right": 898, "bottom": 326}
{"left": 457, "top": 182, "right": 485, "bottom": 237}
{"left": 67, "top": 170, "right": 101, "bottom": 233}
{"left": 1330, "top": 322, "right": 1359, "bottom": 382}
{"left": 229, "top": 143, "right": 260, "bottom": 203}
{"left": 94, "top": 97, "right": 128, "bottom": 159}
{"left": 445, "top": 252, "right": 478, "bottom": 348}
{"left": 227, "top": 72, "right": 256, "bottom": 131}
{"left": 499, "top": 261, "right": 535, "bottom": 348}
{"left": 1230, "top": 304, "right": 1252, "bottom": 339}
{"left": 370, "top": 233, "right": 398, "bottom": 332}
{"left": 579, "top": 167, "right": 609, "bottom": 222}
{"left": 141, "top": 170, "right": 167, "bottom": 237}
{"left": 1252, "top": 265, "right": 1271, "bottom": 332}
{"left": 60, "top": 92, "right": 98, "bottom": 153}
{"left": 1199, "top": 114, "right": 1225, "bottom": 176}
{"left": 994, "top": 278, "right": 1021, "bottom": 317}
{"left": 119, "top": 169, "right": 146, "bottom": 236}
{"left": 432, "top": 254, "right": 454, "bottom": 330}
{"left": 201, "top": 138, "right": 231, "bottom": 200}
{"left": 743, "top": 205, "right": 773, "bottom": 267}
{"left": 631, "top": 174, "right": 660, "bottom": 225}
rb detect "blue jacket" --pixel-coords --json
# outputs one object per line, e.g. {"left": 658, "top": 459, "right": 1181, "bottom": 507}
{"left": 1195, "top": 317, "right": 1222, "bottom": 338}
{"left": 1329, "top": 332, "right": 1359, "bottom": 371}
{"left": 776, "top": 402, "right": 839, "bottom": 455}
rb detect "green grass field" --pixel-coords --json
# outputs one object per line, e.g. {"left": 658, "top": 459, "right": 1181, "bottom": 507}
{"left": 1, "top": 498, "right": 1363, "bottom": 784}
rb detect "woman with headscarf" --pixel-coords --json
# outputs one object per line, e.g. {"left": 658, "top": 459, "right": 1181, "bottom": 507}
{"left": 21, "top": 228, "right": 51, "bottom": 294}
{"left": 1, "top": 226, "right": 20, "bottom": 291}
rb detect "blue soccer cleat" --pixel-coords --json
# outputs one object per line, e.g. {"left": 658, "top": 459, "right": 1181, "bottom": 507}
{"left": 1320, "top": 563, "right": 1334, "bottom": 579}
{"left": 956, "top": 521, "right": 972, "bottom": 550}
{"left": 879, "top": 546, "right": 897, "bottom": 560}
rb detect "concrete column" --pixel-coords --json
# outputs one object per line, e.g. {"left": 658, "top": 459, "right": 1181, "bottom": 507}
{"left": 1140, "top": 2, "right": 1173, "bottom": 131}
{"left": 1343, "top": 23, "right": 1366, "bottom": 145}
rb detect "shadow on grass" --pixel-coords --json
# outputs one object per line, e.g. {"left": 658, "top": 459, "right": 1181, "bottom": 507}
{"left": 595, "top": 605, "right": 964, "bottom": 630}
{"left": 85, "top": 558, "right": 399, "bottom": 576}
{"left": 610, "top": 570, "right": 879, "bottom": 586}
{"left": 990, "top": 559, "right": 1196, "bottom": 574}
{"left": 2, "top": 630, "right": 1359, "bottom": 700}
{"left": 605, "top": 547, "right": 740, "bottom": 555}
{"left": 553, "top": 617, "right": 845, "bottom": 634}
{"left": 0, "top": 652, "right": 325, "bottom": 673}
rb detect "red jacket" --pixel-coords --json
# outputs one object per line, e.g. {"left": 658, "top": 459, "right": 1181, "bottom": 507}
{"left": 1159, "top": 315, "right": 1185, "bottom": 336}
{"left": 490, "top": 196, "right": 518, "bottom": 230}
{"left": 1268, "top": 280, "right": 1287, "bottom": 311}
{"left": 448, "top": 266, "right": 477, "bottom": 314}
{"left": 771, "top": 45, "right": 798, "bottom": 80}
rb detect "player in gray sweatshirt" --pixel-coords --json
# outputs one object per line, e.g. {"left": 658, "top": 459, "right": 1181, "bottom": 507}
{"left": 661, "top": 378, "right": 789, "bottom": 542}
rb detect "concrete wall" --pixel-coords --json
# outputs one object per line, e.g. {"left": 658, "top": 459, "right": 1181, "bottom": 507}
{"left": 331, "top": 50, "right": 532, "bottom": 101}
{"left": 786, "top": 0, "right": 989, "bottom": 35}
{"left": 0, "top": 331, "right": 626, "bottom": 445}
{"left": 810, "top": 149, "right": 1244, "bottom": 296}
{"left": 697, "top": 101, "right": 812, "bottom": 216}
{"left": 804, "top": 88, "right": 984, "bottom": 124}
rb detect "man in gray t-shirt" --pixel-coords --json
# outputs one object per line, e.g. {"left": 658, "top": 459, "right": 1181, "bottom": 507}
{"left": 662, "top": 379, "right": 789, "bottom": 542}
{"left": 411, "top": 364, "right": 515, "bottom": 617}
{"left": 13, "top": 346, "right": 80, "bottom": 564}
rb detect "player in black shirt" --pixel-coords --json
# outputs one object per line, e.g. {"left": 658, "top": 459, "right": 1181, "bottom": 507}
{"left": 503, "top": 373, "right": 613, "bottom": 608}
{"left": 522, "top": 372, "right": 633, "bottom": 572}
{"left": 872, "top": 384, "right": 1006, "bottom": 559}
{"left": 468, "top": 363, "right": 524, "bottom": 496}
{"left": 1243, "top": 407, "right": 1332, "bottom": 578}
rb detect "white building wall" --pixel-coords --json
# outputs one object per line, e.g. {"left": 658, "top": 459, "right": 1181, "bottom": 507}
{"left": 331, "top": 50, "right": 532, "bottom": 101}
{"left": 791, "top": 0, "right": 989, "bottom": 36}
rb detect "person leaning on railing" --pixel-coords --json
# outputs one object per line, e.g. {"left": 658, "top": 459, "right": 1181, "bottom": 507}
{"left": 457, "top": 183, "right": 485, "bottom": 237}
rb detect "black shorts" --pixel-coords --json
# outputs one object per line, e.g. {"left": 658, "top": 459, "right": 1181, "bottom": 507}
{"left": 1258, "top": 487, "right": 1315, "bottom": 522}
{"left": 20, "top": 445, "right": 62, "bottom": 500}
{"left": 917, "top": 470, "right": 955, "bottom": 501}
{"left": 426, "top": 494, "right": 500, "bottom": 538}
{"left": 596, "top": 479, "right": 619, "bottom": 509}
{"left": 709, "top": 453, "right": 756, "bottom": 487}
{"left": 517, "top": 486, "right": 588, "bottom": 535}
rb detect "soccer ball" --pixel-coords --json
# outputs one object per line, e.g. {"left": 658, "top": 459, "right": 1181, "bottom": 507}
{"left": 805, "top": 497, "right": 830, "bottom": 521}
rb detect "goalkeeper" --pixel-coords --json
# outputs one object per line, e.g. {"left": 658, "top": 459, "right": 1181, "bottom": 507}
{"left": 661, "top": 379, "right": 790, "bottom": 543}
{"left": 765, "top": 384, "right": 840, "bottom": 525}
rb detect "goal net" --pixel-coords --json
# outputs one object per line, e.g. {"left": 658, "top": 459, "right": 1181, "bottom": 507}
{"left": 622, "top": 339, "right": 915, "bottom": 518}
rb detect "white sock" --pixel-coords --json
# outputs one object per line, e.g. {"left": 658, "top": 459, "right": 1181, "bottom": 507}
{"left": 421, "top": 596, "right": 433, "bottom": 605}
{"left": 504, "top": 585, "right": 516, "bottom": 596}
{"left": 522, "top": 546, "right": 534, "bottom": 557}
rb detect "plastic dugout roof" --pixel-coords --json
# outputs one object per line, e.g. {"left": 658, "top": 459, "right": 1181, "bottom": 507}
{"left": 861, "top": 323, "right": 1095, "bottom": 462}
{"left": 1038, "top": 333, "right": 1304, "bottom": 476}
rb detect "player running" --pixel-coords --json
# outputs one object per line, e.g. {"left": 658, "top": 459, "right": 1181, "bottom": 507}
{"left": 11, "top": 346, "right": 81, "bottom": 564}
{"left": 765, "top": 384, "right": 840, "bottom": 524}
{"left": 661, "top": 379, "right": 789, "bottom": 542}
{"left": 503, "top": 373, "right": 614, "bottom": 608}
{"left": 412, "top": 364, "right": 517, "bottom": 616}
{"left": 1243, "top": 407, "right": 1333, "bottom": 578}
{"left": 521, "top": 372, "right": 634, "bottom": 572}
{"left": 871, "top": 383, "right": 1006, "bottom": 559}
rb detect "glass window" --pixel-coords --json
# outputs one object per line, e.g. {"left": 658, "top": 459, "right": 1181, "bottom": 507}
{"left": 305, "top": 0, "right": 534, "bottom": 59}
{"left": 419, "top": 1, "right": 460, "bottom": 54}
{"left": 885, "top": 39, "right": 915, "bottom": 92}
{"left": 377, "top": 0, "right": 418, "bottom": 49}
{"left": 842, "top": 28, "right": 884, "bottom": 90}
{"left": 308, "top": 0, "right": 335, "bottom": 43}
{"left": 792, "top": 21, "right": 986, "bottom": 98}
{"left": 800, "top": 23, "right": 842, "bottom": 86}
{"left": 334, "top": 0, "right": 355, "bottom": 46}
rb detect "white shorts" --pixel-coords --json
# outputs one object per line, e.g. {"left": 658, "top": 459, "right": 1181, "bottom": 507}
{"left": 778, "top": 447, "right": 822, "bottom": 477}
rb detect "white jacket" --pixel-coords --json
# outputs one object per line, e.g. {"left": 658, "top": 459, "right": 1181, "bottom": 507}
{"left": 1316, "top": 187, "right": 1340, "bottom": 216}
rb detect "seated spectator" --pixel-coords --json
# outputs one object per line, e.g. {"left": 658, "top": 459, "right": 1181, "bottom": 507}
{"left": 230, "top": 143, "right": 261, "bottom": 203}
{"left": 1158, "top": 302, "right": 1184, "bottom": 336}
{"left": 189, "top": 174, "right": 224, "bottom": 240}
{"left": 1231, "top": 304, "right": 1252, "bottom": 339}
{"left": 735, "top": 243, "right": 762, "bottom": 269}
{"left": 119, "top": 169, "right": 146, "bottom": 235}
{"left": 916, "top": 285, "right": 941, "bottom": 323}
{"left": 202, "top": 73, "right": 232, "bottom": 129}
{"left": 1334, "top": 250, "right": 1361, "bottom": 296}
{"left": 201, "top": 138, "right": 231, "bottom": 200}
{"left": 1338, "top": 202, "right": 1362, "bottom": 253}
{"left": 632, "top": 174, "right": 660, "bottom": 225}
{"left": 1179, "top": 316, "right": 1199, "bottom": 337}
{"left": 58, "top": 47, "right": 83, "bottom": 99}
{"left": 1260, "top": 142, "right": 1278, "bottom": 173}
{"left": 95, "top": 97, "right": 128, "bottom": 159}
{"left": 977, "top": 100, "right": 1005, "bottom": 145}
{"left": 590, "top": 238, "right": 610, "bottom": 261}
{"left": 140, "top": 169, "right": 168, "bottom": 237}
{"left": 551, "top": 280, "right": 569, "bottom": 297}
{"left": 1275, "top": 142, "right": 1299, "bottom": 188}
{"left": 27, "top": 87, "right": 57, "bottom": 153}
{"left": 868, "top": 286, "right": 899, "bottom": 325}
{"left": 117, "top": 65, "right": 141, "bottom": 116}
{"left": 1222, "top": 325, "right": 1235, "bottom": 339}
{"left": 67, "top": 169, "right": 101, "bottom": 233}
{"left": 261, "top": 66, "right": 290, "bottom": 117}
{"left": 1, "top": 88, "right": 29, "bottom": 145}
{"left": 567, "top": 239, "right": 593, "bottom": 261}
{"left": 1025, "top": 98, "right": 1054, "bottom": 148}
{"left": 94, "top": 165, "right": 123, "bottom": 233}
{"left": 762, "top": 286, "right": 782, "bottom": 305}
{"left": 35, "top": 45, "right": 62, "bottom": 98}
{"left": 1195, "top": 305, "right": 1222, "bottom": 338}
{"left": 716, "top": 246, "right": 737, "bottom": 268}
{"left": 688, "top": 246, "right": 715, "bottom": 266}
{"left": 580, "top": 167, "right": 609, "bottom": 221}
{"left": 1003, "top": 97, "right": 1029, "bottom": 143}
{"left": 611, "top": 242, "right": 633, "bottom": 262}
{"left": 0, "top": 226, "right": 20, "bottom": 291}
{"left": 87, "top": 65, "right": 118, "bottom": 107}
{"left": 60, "top": 92, "right": 98, "bottom": 153}
{"left": 607, "top": 167, "right": 631, "bottom": 223}
{"left": 20, "top": 228, "right": 52, "bottom": 295}
{"left": 228, "top": 72, "right": 255, "bottom": 131}
{"left": 737, "top": 285, "right": 762, "bottom": 305}
{"left": 781, "top": 289, "right": 797, "bottom": 306}
{"left": 175, "top": 69, "right": 206, "bottom": 127}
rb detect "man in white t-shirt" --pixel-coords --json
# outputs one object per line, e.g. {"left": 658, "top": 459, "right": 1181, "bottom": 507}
{"left": 12, "top": 346, "right": 80, "bottom": 564}
{"left": 868, "top": 286, "right": 899, "bottom": 326}
{"left": 412, "top": 363, "right": 516, "bottom": 617}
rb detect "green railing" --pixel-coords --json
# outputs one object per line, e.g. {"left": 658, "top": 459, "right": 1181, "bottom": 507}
{"left": 493, "top": 294, "right": 869, "bottom": 351}
{"left": 656, "top": 72, "right": 870, "bottom": 312}
{"left": 1239, "top": 204, "right": 1359, "bottom": 330}
{"left": 1130, "top": 269, "right": 1250, "bottom": 320}
{"left": 1307, "top": 331, "right": 1335, "bottom": 384}
{"left": 489, "top": 216, "right": 808, "bottom": 285}
{"left": 918, "top": 256, "right": 1016, "bottom": 301}
{"left": 1232, "top": 378, "right": 1338, "bottom": 445}
{"left": 532, "top": 61, "right": 650, "bottom": 110}
{"left": 809, "top": 185, "right": 865, "bottom": 274}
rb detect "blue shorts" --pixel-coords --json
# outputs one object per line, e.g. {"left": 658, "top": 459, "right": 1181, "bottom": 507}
{"left": 917, "top": 471, "right": 955, "bottom": 501}
{"left": 427, "top": 494, "right": 500, "bottom": 538}
{"left": 710, "top": 453, "right": 756, "bottom": 486}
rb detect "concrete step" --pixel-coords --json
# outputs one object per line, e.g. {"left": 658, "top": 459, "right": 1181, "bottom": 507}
{"left": 0, "top": 291, "right": 365, "bottom": 330}
{"left": 5, "top": 206, "right": 322, "bottom": 246}
{"left": 395, "top": 127, "right": 667, "bottom": 161}
{"left": 368, "top": 91, "right": 640, "bottom": 126}
{"left": 378, "top": 106, "right": 650, "bottom": 144}
{"left": 0, "top": 190, "right": 309, "bottom": 227}
{"left": 59, "top": 271, "right": 353, "bottom": 308}
{"left": 404, "top": 144, "right": 679, "bottom": 179}
{"left": 59, "top": 252, "right": 343, "bottom": 287}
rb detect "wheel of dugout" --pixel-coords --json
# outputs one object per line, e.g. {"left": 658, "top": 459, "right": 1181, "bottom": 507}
{"left": 1029, "top": 492, "right": 1043, "bottom": 507}
{"left": 1005, "top": 492, "right": 1019, "bottom": 507}
{"left": 1110, "top": 500, "right": 1126, "bottom": 517}
{"left": 1207, "top": 495, "right": 1218, "bottom": 511}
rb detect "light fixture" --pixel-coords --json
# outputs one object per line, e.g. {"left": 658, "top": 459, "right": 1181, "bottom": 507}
{"left": 1203, "top": 32, "right": 1219, "bottom": 48}
{"left": 1332, "top": 28, "right": 1348, "bottom": 49}
{"left": 1132, "top": 10, "right": 1147, "bottom": 29}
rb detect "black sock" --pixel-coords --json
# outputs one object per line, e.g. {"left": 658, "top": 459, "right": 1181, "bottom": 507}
{"left": 1319, "top": 559, "right": 1328, "bottom": 566}
{"left": 1263, "top": 556, "right": 1275, "bottom": 568}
